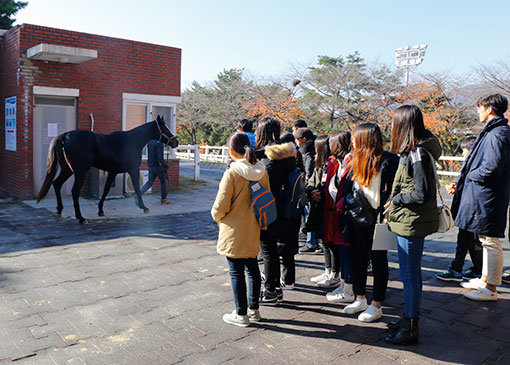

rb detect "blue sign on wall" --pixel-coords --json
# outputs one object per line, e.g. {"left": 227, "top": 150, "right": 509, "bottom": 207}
{"left": 5, "top": 96, "right": 16, "bottom": 151}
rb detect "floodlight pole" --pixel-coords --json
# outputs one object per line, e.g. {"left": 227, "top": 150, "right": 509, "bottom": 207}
{"left": 394, "top": 44, "right": 428, "bottom": 87}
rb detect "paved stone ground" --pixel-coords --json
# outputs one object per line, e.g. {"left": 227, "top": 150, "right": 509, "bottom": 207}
{"left": 0, "top": 176, "right": 509, "bottom": 364}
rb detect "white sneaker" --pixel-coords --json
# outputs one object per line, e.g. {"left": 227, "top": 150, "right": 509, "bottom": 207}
{"left": 358, "top": 305, "right": 383, "bottom": 322}
{"left": 327, "top": 284, "right": 354, "bottom": 303}
{"left": 326, "top": 284, "right": 344, "bottom": 297}
{"left": 460, "top": 278, "right": 485, "bottom": 289}
{"left": 280, "top": 278, "right": 295, "bottom": 290}
{"left": 311, "top": 268, "right": 330, "bottom": 283}
{"left": 222, "top": 310, "right": 250, "bottom": 327}
{"left": 464, "top": 287, "right": 497, "bottom": 301}
{"left": 344, "top": 298, "right": 368, "bottom": 314}
{"left": 247, "top": 309, "right": 261, "bottom": 322}
{"left": 317, "top": 275, "right": 342, "bottom": 289}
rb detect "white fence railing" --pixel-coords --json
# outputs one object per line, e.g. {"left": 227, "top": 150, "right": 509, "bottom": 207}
{"left": 175, "top": 145, "right": 229, "bottom": 164}
{"left": 174, "top": 144, "right": 465, "bottom": 180}
{"left": 438, "top": 156, "right": 465, "bottom": 177}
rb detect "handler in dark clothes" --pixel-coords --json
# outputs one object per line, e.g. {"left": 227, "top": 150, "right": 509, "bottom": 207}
{"left": 138, "top": 139, "right": 170, "bottom": 205}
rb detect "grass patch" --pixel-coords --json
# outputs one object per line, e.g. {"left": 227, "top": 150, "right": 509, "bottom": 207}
{"left": 177, "top": 175, "right": 208, "bottom": 192}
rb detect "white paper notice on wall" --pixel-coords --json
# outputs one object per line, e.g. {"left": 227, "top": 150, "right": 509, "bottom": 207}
{"left": 48, "top": 123, "right": 58, "bottom": 137}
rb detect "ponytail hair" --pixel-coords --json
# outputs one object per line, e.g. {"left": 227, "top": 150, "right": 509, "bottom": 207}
{"left": 229, "top": 131, "right": 257, "bottom": 165}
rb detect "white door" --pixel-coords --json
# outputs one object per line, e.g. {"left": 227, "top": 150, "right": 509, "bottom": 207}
{"left": 33, "top": 97, "right": 77, "bottom": 197}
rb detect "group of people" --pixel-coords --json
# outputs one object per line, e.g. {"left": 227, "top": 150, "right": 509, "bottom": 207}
{"left": 210, "top": 94, "right": 510, "bottom": 346}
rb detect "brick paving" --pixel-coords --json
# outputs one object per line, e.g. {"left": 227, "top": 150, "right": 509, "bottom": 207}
{"left": 0, "top": 179, "right": 509, "bottom": 364}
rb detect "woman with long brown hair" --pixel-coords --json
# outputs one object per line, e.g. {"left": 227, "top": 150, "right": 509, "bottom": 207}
{"left": 343, "top": 123, "right": 398, "bottom": 323}
{"left": 384, "top": 105, "right": 441, "bottom": 345}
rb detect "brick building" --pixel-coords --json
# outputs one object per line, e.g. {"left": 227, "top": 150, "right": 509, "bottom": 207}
{"left": 0, "top": 24, "right": 181, "bottom": 199}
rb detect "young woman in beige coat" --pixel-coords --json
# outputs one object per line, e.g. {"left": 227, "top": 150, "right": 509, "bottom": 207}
{"left": 211, "top": 132, "right": 270, "bottom": 327}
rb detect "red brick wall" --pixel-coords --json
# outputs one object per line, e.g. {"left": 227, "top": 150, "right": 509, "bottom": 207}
{"left": 0, "top": 24, "right": 181, "bottom": 198}
{"left": 0, "top": 27, "right": 23, "bottom": 197}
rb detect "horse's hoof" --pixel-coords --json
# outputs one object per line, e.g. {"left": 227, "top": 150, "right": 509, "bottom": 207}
{"left": 98, "top": 211, "right": 104, "bottom": 217}
{"left": 143, "top": 208, "right": 149, "bottom": 214}
{"left": 78, "top": 219, "right": 86, "bottom": 224}
{"left": 54, "top": 213, "right": 61, "bottom": 218}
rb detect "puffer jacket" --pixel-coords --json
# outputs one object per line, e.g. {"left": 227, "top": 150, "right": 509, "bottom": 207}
{"left": 388, "top": 135, "right": 442, "bottom": 237}
{"left": 258, "top": 142, "right": 301, "bottom": 252}
{"left": 211, "top": 159, "right": 270, "bottom": 258}
{"left": 451, "top": 116, "right": 510, "bottom": 237}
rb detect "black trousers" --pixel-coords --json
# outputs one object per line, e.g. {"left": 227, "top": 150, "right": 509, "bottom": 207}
{"left": 260, "top": 217, "right": 300, "bottom": 291}
{"left": 323, "top": 241, "right": 340, "bottom": 274}
{"left": 450, "top": 229, "right": 483, "bottom": 274}
{"left": 350, "top": 224, "right": 388, "bottom": 302}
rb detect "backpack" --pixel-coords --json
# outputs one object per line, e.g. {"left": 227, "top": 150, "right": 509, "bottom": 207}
{"left": 249, "top": 181, "right": 277, "bottom": 230}
{"left": 280, "top": 168, "right": 307, "bottom": 219}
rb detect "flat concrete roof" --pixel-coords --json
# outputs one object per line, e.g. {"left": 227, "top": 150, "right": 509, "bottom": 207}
{"left": 27, "top": 43, "right": 97, "bottom": 64}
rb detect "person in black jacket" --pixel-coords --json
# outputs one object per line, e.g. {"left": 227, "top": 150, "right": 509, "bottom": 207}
{"left": 139, "top": 139, "right": 169, "bottom": 205}
{"left": 294, "top": 128, "right": 316, "bottom": 181}
{"left": 450, "top": 94, "right": 510, "bottom": 301}
{"left": 255, "top": 118, "right": 301, "bottom": 303}
{"left": 294, "top": 127, "right": 321, "bottom": 254}
{"left": 343, "top": 123, "right": 399, "bottom": 323}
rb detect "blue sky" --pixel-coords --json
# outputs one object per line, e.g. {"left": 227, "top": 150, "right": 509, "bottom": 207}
{"left": 15, "top": 0, "right": 510, "bottom": 89}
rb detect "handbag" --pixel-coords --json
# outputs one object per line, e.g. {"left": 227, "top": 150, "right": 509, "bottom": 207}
{"left": 372, "top": 223, "right": 397, "bottom": 251}
{"left": 423, "top": 149, "right": 455, "bottom": 233}
{"left": 344, "top": 189, "right": 377, "bottom": 228}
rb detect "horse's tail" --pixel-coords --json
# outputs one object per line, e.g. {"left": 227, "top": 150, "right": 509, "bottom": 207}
{"left": 36, "top": 135, "right": 63, "bottom": 202}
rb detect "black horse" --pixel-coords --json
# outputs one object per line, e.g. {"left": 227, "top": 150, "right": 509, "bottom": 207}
{"left": 36, "top": 116, "right": 178, "bottom": 223}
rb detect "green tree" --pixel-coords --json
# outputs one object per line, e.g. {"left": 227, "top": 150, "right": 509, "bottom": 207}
{"left": 299, "top": 52, "right": 402, "bottom": 132}
{"left": 0, "top": 0, "right": 27, "bottom": 29}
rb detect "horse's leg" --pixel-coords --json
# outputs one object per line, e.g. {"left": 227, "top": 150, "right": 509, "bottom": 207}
{"left": 129, "top": 170, "right": 149, "bottom": 213}
{"left": 52, "top": 167, "right": 73, "bottom": 217}
{"left": 98, "top": 172, "right": 116, "bottom": 216}
{"left": 71, "top": 171, "right": 87, "bottom": 223}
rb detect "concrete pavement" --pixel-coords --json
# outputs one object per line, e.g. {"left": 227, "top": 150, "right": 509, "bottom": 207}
{"left": 0, "top": 165, "right": 509, "bottom": 364}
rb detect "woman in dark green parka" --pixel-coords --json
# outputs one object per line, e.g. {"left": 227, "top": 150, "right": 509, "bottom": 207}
{"left": 384, "top": 105, "right": 441, "bottom": 346}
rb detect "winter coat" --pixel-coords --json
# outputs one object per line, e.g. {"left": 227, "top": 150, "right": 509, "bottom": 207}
{"left": 211, "top": 159, "right": 270, "bottom": 258}
{"left": 258, "top": 142, "right": 301, "bottom": 253}
{"left": 388, "top": 135, "right": 442, "bottom": 237}
{"left": 299, "top": 139, "right": 316, "bottom": 181}
{"left": 451, "top": 116, "right": 510, "bottom": 238}
{"left": 323, "top": 154, "right": 352, "bottom": 245}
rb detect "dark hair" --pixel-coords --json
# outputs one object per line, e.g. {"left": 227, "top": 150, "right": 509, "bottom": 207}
{"left": 476, "top": 94, "right": 508, "bottom": 116}
{"left": 229, "top": 131, "right": 257, "bottom": 165}
{"left": 255, "top": 117, "right": 281, "bottom": 150}
{"left": 293, "top": 119, "right": 307, "bottom": 129}
{"left": 237, "top": 118, "right": 253, "bottom": 133}
{"left": 460, "top": 135, "right": 476, "bottom": 150}
{"left": 314, "top": 135, "right": 331, "bottom": 169}
{"left": 350, "top": 123, "right": 383, "bottom": 187}
{"left": 279, "top": 131, "right": 296, "bottom": 144}
{"left": 329, "top": 130, "right": 351, "bottom": 161}
{"left": 391, "top": 105, "right": 429, "bottom": 154}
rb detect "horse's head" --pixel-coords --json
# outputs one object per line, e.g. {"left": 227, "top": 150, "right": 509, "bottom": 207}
{"left": 154, "top": 115, "right": 178, "bottom": 148}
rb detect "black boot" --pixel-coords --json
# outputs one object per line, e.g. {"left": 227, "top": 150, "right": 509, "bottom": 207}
{"left": 384, "top": 317, "right": 419, "bottom": 345}
{"left": 387, "top": 315, "right": 403, "bottom": 330}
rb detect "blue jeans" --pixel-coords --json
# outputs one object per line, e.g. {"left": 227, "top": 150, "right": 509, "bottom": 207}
{"left": 397, "top": 236, "right": 424, "bottom": 318}
{"left": 305, "top": 204, "right": 318, "bottom": 248}
{"left": 338, "top": 245, "right": 352, "bottom": 284}
{"left": 226, "top": 257, "right": 261, "bottom": 315}
{"left": 140, "top": 166, "right": 168, "bottom": 199}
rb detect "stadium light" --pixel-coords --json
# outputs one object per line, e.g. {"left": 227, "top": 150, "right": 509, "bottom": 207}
{"left": 394, "top": 44, "right": 428, "bottom": 86}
